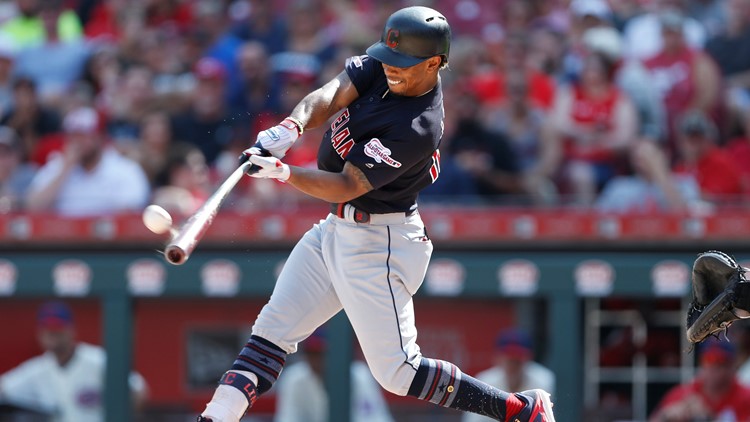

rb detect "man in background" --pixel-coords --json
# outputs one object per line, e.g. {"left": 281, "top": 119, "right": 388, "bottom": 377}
{"left": 25, "top": 106, "right": 149, "bottom": 216}
{"left": 463, "top": 329, "right": 556, "bottom": 422}
{"left": 649, "top": 338, "right": 750, "bottom": 421}
{"left": 274, "top": 329, "right": 394, "bottom": 422}
{"left": 0, "top": 301, "right": 148, "bottom": 422}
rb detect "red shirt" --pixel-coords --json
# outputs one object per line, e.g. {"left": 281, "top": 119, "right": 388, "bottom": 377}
{"left": 644, "top": 48, "right": 698, "bottom": 121}
{"left": 653, "top": 378, "right": 750, "bottom": 421}
{"left": 674, "top": 146, "right": 745, "bottom": 199}
{"left": 564, "top": 84, "right": 621, "bottom": 163}
{"left": 468, "top": 70, "right": 555, "bottom": 110}
{"left": 726, "top": 138, "right": 750, "bottom": 192}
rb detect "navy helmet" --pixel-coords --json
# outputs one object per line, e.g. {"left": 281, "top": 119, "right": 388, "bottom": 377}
{"left": 366, "top": 6, "right": 451, "bottom": 68}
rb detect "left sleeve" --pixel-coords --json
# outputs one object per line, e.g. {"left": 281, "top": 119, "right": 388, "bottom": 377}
{"left": 346, "top": 127, "right": 434, "bottom": 190}
{"left": 0, "top": 360, "right": 53, "bottom": 412}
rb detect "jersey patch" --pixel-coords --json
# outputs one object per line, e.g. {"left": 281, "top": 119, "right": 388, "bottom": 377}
{"left": 351, "top": 55, "right": 363, "bottom": 68}
{"left": 364, "top": 138, "right": 402, "bottom": 168}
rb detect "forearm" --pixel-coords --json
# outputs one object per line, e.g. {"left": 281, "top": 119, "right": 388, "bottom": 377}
{"left": 286, "top": 166, "right": 369, "bottom": 203}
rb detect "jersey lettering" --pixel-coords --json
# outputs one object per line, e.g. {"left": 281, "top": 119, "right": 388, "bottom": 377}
{"left": 330, "top": 109, "right": 355, "bottom": 159}
{"left": 429, "top": 149, "right": 441, "bottom": 183}
{"left": 331, "top": 127, "right": 350, "bottom": 149}
{"left": 331, "top": 109, "right": 350, "bottom": 134}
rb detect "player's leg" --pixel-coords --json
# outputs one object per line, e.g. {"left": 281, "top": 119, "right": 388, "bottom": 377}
{"left": 201, "top": 221, "right": 343, "bottom": 421}
{"left": 327, "top": 216, "right": 555, "bottom": 421}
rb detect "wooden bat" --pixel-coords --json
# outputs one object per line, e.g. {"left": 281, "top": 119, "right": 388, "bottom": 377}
{"left": 164, "top": 161, "right": 252, "bottom": 265}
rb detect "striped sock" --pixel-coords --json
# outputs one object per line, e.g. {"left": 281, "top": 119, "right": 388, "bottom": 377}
{"left": 407, "top": 357, "right": 513, "bottom": 420}
{"left": 230, "top": 335, "right": 287, "bottom": 394}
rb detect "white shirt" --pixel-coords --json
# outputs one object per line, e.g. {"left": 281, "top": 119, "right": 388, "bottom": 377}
{"left": 274, "top": 360, "right": 394, "bottom": 422}
{"left": 0, "top": 342, "right": 147, "bottom": 422}
{"left": 28, "top": 147, "right": 150, "bottom": 217}
{"left": 461, "top": 361, "right": 556, "bottom": 422}
{"left": 737, "top": 358, "right": 750, "bottom": 386}
{"left": 623, "top": 13, "right": 706, "bottom": 60}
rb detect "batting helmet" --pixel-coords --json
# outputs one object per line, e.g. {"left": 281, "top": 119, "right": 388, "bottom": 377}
{"left": 366, "top": 6, "right": 451, "bottom": 68}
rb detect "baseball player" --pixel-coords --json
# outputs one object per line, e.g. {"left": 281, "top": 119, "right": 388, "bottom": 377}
{"left": 199, "top": 6, "right": 555, "bottom": 422}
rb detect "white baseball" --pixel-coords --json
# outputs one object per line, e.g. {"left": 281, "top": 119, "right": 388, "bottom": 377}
{"left": 142, "top": 204, "right": 173, "bottom": 234}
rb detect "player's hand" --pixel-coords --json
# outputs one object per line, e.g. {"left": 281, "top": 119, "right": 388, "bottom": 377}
{"left": 247, "top": 155, "right": 290, "bottom": 182}
{"left": 255, "top": 118, "right": 302, "bottom": 158}
{"left": 238, "top": 145, "right": 271, "bottom": 175}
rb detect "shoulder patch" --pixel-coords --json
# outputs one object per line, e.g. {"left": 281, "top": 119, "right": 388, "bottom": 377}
{"left": 352, "top": 56, "right": 363, "bottom": 69}
{"left": 364, "top": 138, "right": 401, "bottom": 168}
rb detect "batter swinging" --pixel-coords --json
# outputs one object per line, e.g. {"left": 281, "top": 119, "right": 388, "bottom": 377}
{"left": 199, "top": 6, "right": 554, "bottom": 422}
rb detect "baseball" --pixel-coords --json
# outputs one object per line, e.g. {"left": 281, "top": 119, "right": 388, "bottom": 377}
{"left": 142, "top": 204, "right": 173, "bottom": 234}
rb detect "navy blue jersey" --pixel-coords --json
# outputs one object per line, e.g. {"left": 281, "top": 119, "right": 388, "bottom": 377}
{"left": 318, "top": 55, "right": 444, "bottom": 214}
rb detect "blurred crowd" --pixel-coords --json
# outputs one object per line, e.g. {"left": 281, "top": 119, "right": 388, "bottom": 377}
{"left": 0, "top": 0, "right": 749, "bottom": 217}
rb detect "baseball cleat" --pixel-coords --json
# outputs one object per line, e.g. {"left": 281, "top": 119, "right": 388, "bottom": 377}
{"left": 507, "top": 389, "right": 556, "bottom": 422}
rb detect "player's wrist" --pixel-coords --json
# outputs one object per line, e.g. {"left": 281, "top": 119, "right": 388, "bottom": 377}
{"left": 279, "top": 117, "right": 304, "bottom": 137}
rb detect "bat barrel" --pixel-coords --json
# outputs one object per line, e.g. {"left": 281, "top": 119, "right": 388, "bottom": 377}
{"left": 163, "top": 161, "right": 251, "bottom": 265}
{"left": 165, "top": 245, "right": 188, "bottom": 265}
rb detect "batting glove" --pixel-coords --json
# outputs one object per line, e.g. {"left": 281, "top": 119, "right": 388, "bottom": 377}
{"left": 255, "top": 117, "right": 302, "bottom": 158}
{"left": 247, "top": 155, "right": 291, "bottom": 182}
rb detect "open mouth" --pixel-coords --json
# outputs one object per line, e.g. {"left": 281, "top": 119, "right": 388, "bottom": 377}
{"left": 386, "top": 78, "right": 402, "bottom": 86}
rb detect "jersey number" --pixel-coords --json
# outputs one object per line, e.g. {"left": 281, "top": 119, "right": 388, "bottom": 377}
{"left": 429, "top": 149, "right": 441, "bottom": 183}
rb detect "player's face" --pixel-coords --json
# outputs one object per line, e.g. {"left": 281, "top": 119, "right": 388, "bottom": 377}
{"left": 382, "top": 56, "right": 442, "bottom": 96}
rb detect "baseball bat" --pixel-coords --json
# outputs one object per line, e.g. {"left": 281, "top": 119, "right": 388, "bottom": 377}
{"left": 164, "top": 161, "right": 253, "bottom": 265}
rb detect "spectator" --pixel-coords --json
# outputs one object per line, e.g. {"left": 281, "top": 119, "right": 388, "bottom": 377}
{"left": 648, "top": 338, "right": 750, "bottom": 422}
{"left": 25, "top": 106, "right": 150, "bottom": 216}
{"left": 229, "top": 0, "right": 287, "bottom": 55}
{"left": 462, "top": 329, "right": 556, "bottom": 422}
{"left": 0, "top": 34, "right": 17, "bottom": 117}
{"left": 643, "top": 8, "right": 721, "bottom": 154}
{"left": 0, "top": 0, "right": 83, "bottom": 48}
{"left": 725, "top": 108, "right": 750, "bottom": 186}
{"left": 705, "top": 0, "right": 750, "bottom": 119}
{"left": 582, "top": 26, "right": 667, "bottom": 142}
{"left": 151, "top": 142, "right": 211, "bottom": 216}
{"left": 193, "top": 0, "right": 243, "bottom": 92}
{"left": 274, "top": 329, "right": 394, "bottom": 422}
{"left": 560, "top": 0, "right": 613, "bottom": 83}
{"left": 468, "top": 31, "right": 556, "bottom": 111}
{"left": 143, "top": 0, "right": 193, "bottom": 34}
{"left": 444, "top": 84, "right": 524, "bottom": 204}
{"left": 0, "top": 126, "right": 36, "bottom": 212}
{"left": 12, "top": 0, "right": 90, "bottom": 106}
{"left": 732, "top": 323, "right": 750, "bottom": 386}
{"left": 284, "top": 0, "right": 337, "bottom": 68}
{"left": 609, "top": 110, "right": 745, "bottom": 212}
{"left": 119, "top": 108, "right": 174, "bottom": 185}
{"left": 482, "top": 69, "right": 556, "bottom": 205}
{"left": 227, "top": 40, "right": 281, "bottom": 119}
{"left": 543, "top": 51, "right": 638, "bottom": 206}
{"left": 106, "top": 65, "right": 156, "bottom": 144}
{"left": 171, "top": 57, "right": 241, "bottom": 166}
{"left": 623, "top": 0, "right": 707, "bottom": 60}
{"left": 0, "top": 301, "right": 148, "bottom": 422}
{"left": 0, "top": 77, "right": 62, "bottom": 165}
{"left": 671, "top": 110, "right": 746, "bottom": 203}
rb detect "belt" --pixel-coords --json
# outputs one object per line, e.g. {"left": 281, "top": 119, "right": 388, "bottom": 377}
{"left": 330, "top": 203, "right": 416, "bottom": 225}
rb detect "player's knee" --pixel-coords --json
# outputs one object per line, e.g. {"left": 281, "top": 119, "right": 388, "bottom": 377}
{"left": 369, "top": 364, "right": 413, "bottom": 396}
{"left": 230, "top": 335, "right": 287, "bottom": 395}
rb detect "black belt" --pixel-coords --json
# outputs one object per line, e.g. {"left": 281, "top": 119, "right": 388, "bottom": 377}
{"left": 330, "top": 203, "right": 416, "bottom": 224}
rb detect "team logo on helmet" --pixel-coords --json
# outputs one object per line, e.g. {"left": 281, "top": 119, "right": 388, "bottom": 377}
{"left": 386, "top": 28, "right": 399, "bottom": 49}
